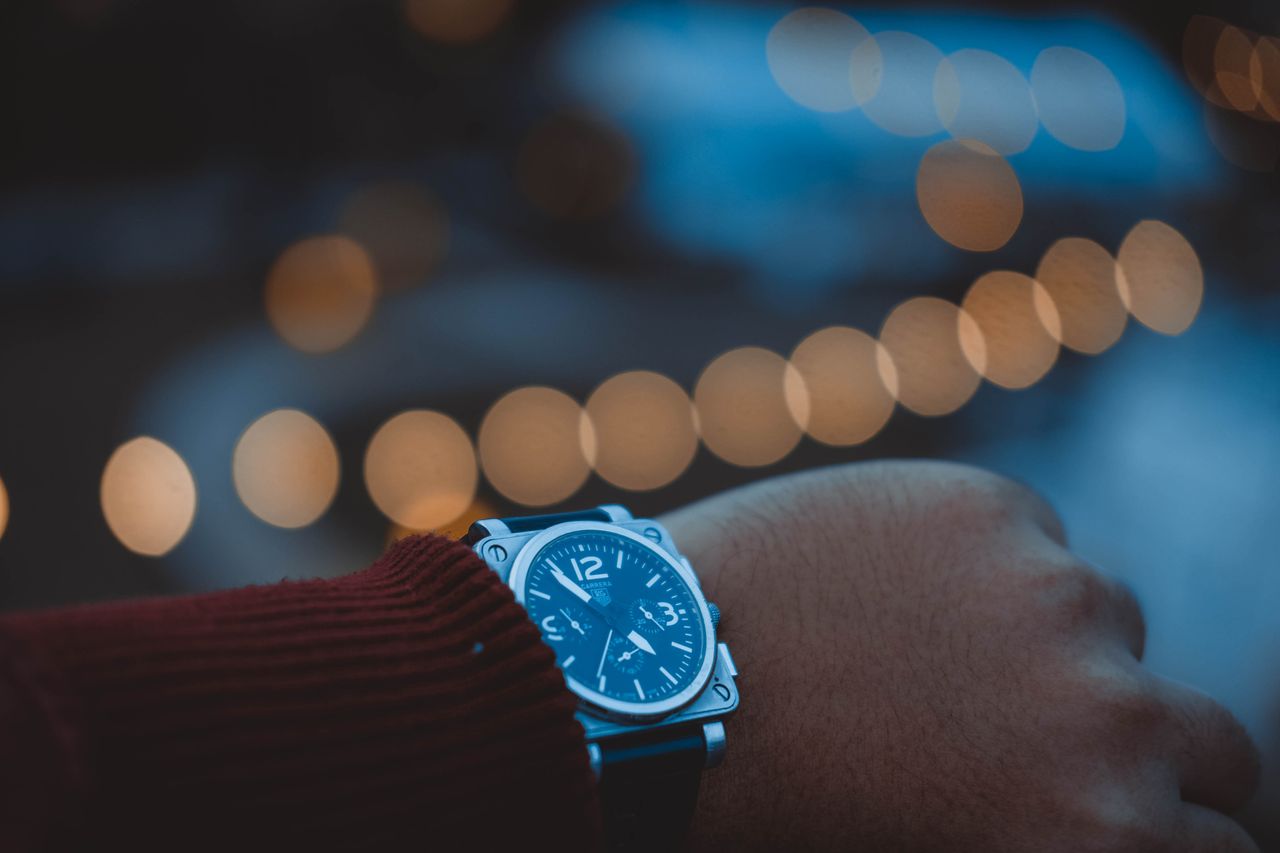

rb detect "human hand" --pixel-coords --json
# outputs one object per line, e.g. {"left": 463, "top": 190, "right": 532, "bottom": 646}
{"left": 662, "top": 461, "right": 1259, "bottom": 851}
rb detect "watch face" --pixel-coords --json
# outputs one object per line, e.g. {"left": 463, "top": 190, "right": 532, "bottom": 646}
{"left": 514, "top": 525, "right": 713, "bottom": 718}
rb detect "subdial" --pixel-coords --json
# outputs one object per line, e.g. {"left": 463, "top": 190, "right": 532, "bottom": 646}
{"left": 538, "top": 605, "right": 594, "bottom": 644}
{"left": 607, "top": 632, "right": 647, "bottom": 676}
{"left": 628, "top": 598, "right": 666, "bottom": 635}
{"left": 556, "top": 605, "right": 594, "bottom": 639}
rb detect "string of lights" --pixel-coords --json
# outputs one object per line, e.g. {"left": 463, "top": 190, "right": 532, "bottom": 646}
{"left": 72, "top": 209, "right": 1198, "bottom": 558}
{"left": 0, "top": 7, "right": 1241, "bottom": 557}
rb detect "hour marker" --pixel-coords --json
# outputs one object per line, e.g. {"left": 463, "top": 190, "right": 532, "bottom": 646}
{"left": 659, "top": 666, "right": 677, "bottom": 685}
{"left": 634, "top": 678, "right": 645, "bottom": 700}
{"left": 671, "top": 641, "right": 693, "bottom": 653}
{"left": 645, "top": 574, "right": 660, "bottom": 588}
{"left": 562, "top": 655, "right": 576, "bottom": 668}
{"left": 617, "top": 551, "right": 624, "bottom": 570}
{"left": 529, "top": 589, "right": 551, "bottom": 600}
{"left": 599, "top": 675, "right": 607, "bottom": 691}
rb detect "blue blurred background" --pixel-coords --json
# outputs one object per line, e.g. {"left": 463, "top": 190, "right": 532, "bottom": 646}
{"left": 0, "top": 0, "right": 1277, "bottom": 842}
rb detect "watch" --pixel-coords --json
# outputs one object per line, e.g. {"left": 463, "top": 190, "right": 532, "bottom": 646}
{"left": 465, "top": 505, "right": 740, "bottom": 850}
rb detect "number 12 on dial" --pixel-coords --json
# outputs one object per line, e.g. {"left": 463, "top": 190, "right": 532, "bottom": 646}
{"left": 570, "top": 555, "right": 608, "bottom": 581}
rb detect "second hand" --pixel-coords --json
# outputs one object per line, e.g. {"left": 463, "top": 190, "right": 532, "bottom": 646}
{"left": 595, "top": 628, "right": 614, "bottom": 682}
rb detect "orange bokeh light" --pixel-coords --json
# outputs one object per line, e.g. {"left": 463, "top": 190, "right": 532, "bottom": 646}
{"left": 1215, "top": 25, "right": 1261, "bottom": 113}
{"left": 878, "top": 297, "right": 986, "bottom": 417}
{"left": 1253, "top": 37, "right": 1280, "bottom": 121}
{"left": 961, "top": 271, "right": 1061, "bottom": 389}
{"left": 101, "top": 437, "right": 197, "bottom": 557}
{"left": 265, "top": 235, "right": 378, "bottom": 354}
{"left": 479, "top": 387, "right": 593, "bottom": 507}
{"left": 0, "top": 474, "right": 8, "bottom": 542}
{"left": 1116, "top": 220, "right": 1204, "bottom": 336}
{"left": 1035, "top": 237, "right": 1129, "bottom": 355}
{"left": 366, "top": 410, "right": 478, "bottom": 530}
{"left": 586, "top": 371, "right": 699, "bottom": 491}
{"left": 234, "top": 409, "right": 340, "bottom": 529}
{"left": 916, "top": 140, "right": 1023, "bottom": 252}
{"left": 694, "top": 347, "right": 809, "bottom": 467}
{"left": 789, "top": 326, "right": 897, "bottom": 446}
{"left": 1184, "top": 15, "right": 1233, "bottom": 107}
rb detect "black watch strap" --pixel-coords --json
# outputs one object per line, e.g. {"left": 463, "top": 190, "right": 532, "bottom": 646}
{"left": 597, "top": 724, "right": 707, "bottom": 851}
{"left": 464, "top": 509, "right": 708, "bottom": 850}
{"left": 463, "top": 507, "right": 614, "bottom": 544}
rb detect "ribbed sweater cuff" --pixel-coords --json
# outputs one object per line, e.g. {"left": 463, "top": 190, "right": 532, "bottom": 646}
{"left": 0, "top": 534, "right": 602, "bottom": 852}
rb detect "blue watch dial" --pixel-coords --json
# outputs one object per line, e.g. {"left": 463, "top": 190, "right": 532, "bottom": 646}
{"left": 520, "top": 529, "right": 708, "bottom": 706}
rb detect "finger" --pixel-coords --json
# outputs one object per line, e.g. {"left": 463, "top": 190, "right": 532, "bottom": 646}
{"left": 1039, "top": 557, "right": 1147, "bottom": 660}
{"left": 1152, "top": 677, "right": 1261, "bottom": 814}
{"left": 1093, "top": 569, "right": 1146, "bottom": 661}
{"left": 1173, "top": 803, "right": 1260, "bottom": 853}
{"left": 988, "top": 477, "right": 1146, "bottom": 656}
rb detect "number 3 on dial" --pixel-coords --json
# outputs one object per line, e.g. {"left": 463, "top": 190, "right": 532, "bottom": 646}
{"left": 658, "top": 602, "right": 678, "bottom": 626}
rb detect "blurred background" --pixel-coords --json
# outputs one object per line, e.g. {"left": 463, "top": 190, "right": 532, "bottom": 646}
{"left": 0, "top": 0, "right": 1278, "bottom": 842}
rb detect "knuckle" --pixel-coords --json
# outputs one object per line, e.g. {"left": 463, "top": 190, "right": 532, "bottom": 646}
{"left": 1024, "top": 559, "right": 1147, "bottom": 657}
{"left": 1033, "top": 560, "right": 1113, "bottom": 627}
{"left": 1179, "top": 696, "right": 1262, "bottom": 788}
{"left": 1095, "top": 682, "right": 1172, "bottom": 733}
{"left": 926, "top": 463, "right": 1067, "bottom": 544}
{"left": 1180, "top": 695, "right": 1238, "bottom": 742}
{"left": 1109, "top": 580, "right": 1147, "bottom": 633}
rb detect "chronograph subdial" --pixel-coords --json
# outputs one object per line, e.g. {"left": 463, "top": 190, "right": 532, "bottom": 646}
{"left": 628, "top": 597, "right": 678, "bottom": 635}
{"left": 537, "top": 604, "right": 594, "bottom": 644}
{"left": 606, "top": 632, "right": 648, "bottom": 676}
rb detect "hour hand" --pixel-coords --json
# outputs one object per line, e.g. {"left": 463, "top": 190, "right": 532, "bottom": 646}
{"left": 625, "top": 629, "right": 656, "bottom": 655}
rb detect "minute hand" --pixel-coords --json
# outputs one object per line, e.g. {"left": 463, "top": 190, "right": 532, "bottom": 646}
{"left": 550, "top": 566, "right": 593, "bottom": 604}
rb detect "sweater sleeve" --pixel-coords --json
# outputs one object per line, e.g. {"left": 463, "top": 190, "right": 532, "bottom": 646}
{"left": 0, "top": 534, "right": 602, "bottom": 852}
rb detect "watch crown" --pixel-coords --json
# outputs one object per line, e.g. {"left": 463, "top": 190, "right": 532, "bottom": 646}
{"left": 708, "top": 602, "right": 721, "bottom": 629}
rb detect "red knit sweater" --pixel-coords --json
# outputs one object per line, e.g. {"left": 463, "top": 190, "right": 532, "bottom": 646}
{"left": 0, "top": 534, "right": 602, "bottom": 851}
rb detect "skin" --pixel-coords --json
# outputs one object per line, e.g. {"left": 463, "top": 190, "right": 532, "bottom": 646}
{"left": 659, "top": 461, "right": 1260, "bottom": 852}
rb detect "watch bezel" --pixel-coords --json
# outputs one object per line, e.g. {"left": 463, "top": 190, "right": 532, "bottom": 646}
{"left": 507, "top": 520, "right": 717, "bottom": 722}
